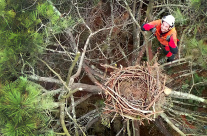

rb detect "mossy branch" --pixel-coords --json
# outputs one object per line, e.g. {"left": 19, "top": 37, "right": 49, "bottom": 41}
{"left": 66, "top": 52, "right": 80, "bottom": 86}
{"left": 60, "top": 99, "right": 71, "bottom": 136}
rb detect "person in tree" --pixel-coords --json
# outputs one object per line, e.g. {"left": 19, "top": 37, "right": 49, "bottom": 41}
{"left": 141, "top": 15, "right": 178, "bottom": 62}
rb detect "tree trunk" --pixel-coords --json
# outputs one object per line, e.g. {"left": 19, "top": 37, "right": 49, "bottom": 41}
{"left": 146, "top": 0, "right": 154, "bottom": 62}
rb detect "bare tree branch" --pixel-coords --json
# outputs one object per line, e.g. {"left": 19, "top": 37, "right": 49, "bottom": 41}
{"left": 27, "top": 75, "right": 103, "bottom": 94}
{"left": 164, "top": 87, "right": 207, "bottom": 104}
{"left": 160, "top": 113, "right": 186, "bottom": 136}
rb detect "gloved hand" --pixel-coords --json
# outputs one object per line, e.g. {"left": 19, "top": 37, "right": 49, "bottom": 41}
{"left": 156, "top": 46, "right": 162, "bottom": 53}
{"left": 166, "top": 35, "right": 171, "bottom": 42}
{"left": 150, "top": 27, "right": 156, "bottom": 34}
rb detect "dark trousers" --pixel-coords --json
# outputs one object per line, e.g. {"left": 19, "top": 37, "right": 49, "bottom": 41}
{"left": 162, "top": 45, "right": 175, "bottom": 62}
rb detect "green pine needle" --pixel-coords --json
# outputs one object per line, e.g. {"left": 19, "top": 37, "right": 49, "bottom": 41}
{"left": 0, "top": 77, "right": 55, "bottom": 135}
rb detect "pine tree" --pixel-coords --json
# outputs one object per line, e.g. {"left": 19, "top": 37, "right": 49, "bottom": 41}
{"left": 0, "top": 0, "right": 43, "bottom": 82}
{"left": 0, "top": 0, "right": 74, "bottom": 82}
{"left": 0, "top": 77, "right": 56, "bottom": 136}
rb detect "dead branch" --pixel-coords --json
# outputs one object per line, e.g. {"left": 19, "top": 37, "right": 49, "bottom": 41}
{"left": 153, "top": 4, "right": 188, "bottom": 8}
{"left": 27, "top": 75, "right": 103, "bottom": 94}
{"left": 159, "top": 56, "right": 192, "bottom": 68}
{"left": 83, "top": 62, "right": 103, "bottom": 84}
{"left": 65, "top": 109, "right": 100, "bottom": 134}
{"left": 67, "top": 94, "right": 92, "bottom": 112}
{"left": 65, "top": 107, "right": 86, "bottom": 136}
{"left": 166, "top": 89, "right": 207, "bottom": 104}
{"left": 160, "top": 113, "right": 186, "bottom": 136}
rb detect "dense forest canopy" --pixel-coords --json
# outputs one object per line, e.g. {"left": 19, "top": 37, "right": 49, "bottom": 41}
{"left": 0, "top": 0, "right": 207, "bottom": 135}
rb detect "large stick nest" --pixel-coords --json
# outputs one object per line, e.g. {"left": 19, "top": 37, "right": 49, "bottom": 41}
{"left": 102, "top": 64, "right": 167, "bottom": 121}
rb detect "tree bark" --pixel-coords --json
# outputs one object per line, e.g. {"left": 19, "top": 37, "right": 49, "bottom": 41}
{"left": 145, "top": 0, "right": 154, "bottom": 62}
{"left": 132, "top": 1, "right": 142, "bottom": 66}
{"left": 155, "top": 116, "right": 172, "bottom": 136}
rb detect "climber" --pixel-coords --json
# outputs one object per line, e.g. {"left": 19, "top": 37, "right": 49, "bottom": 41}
{"left": 141, "top": 15, "right": 178, "bottom": 62}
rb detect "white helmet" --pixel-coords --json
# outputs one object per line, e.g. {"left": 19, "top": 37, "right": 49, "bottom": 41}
{"left": 162, "top": 15, "right": 175, "bottom": 28}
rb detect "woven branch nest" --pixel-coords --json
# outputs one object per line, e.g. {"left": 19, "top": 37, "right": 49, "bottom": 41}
{"left": 102, "top": 64, "right": 167, "bottom": 121}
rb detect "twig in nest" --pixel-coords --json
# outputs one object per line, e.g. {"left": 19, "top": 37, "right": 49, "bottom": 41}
{"left": 100, "top": 64, "right": 167, "bottom": 122}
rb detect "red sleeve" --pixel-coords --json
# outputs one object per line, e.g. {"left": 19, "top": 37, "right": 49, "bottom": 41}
{"left": 141, "top": 24, "right": 154, "bottom": 31}
{"left": 141, "top": 20, "right": 161, "bottom": 31}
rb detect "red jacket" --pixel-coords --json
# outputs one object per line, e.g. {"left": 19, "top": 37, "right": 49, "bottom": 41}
{"left": 141, "top": 20, "right": 178, "bottom": 56}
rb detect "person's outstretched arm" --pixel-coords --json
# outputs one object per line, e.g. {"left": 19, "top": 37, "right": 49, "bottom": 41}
{"left": 141, "top": 20, "right": 160, "bottom": 31}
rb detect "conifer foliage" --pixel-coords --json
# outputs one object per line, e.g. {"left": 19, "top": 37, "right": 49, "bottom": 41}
{"left": 0, "top": 77, "right": 55, "bottom": 136}
{"left": 0, "top": 0, "right": 68, "bottom": 82}
{"left": 0, "top": 0, "right": 44, "bottom": 82}
{"left": 0, "top": 0, "right": 75, "bottom": 82}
